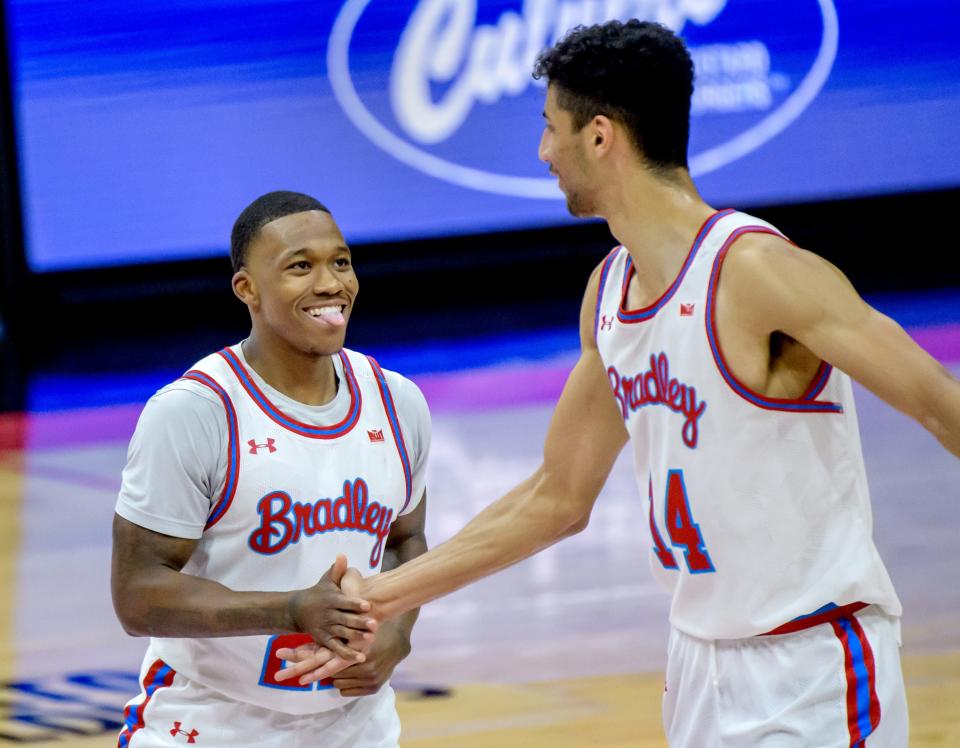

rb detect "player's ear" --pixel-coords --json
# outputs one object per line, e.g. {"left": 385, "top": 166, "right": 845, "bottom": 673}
{"left": 591, "top": 115, "right": 615, "bottom": 157}
{"left": 232, "top": 269, "right": 258, "bottom": 308}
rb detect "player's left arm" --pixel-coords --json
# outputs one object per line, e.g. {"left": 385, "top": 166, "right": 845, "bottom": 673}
{"left": 724, "top": 233, "right": 960, "bottom": 457}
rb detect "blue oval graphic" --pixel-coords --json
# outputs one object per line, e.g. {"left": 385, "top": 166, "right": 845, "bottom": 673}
{"left": 329, "top": 0, "right": 838, "bottom": 199}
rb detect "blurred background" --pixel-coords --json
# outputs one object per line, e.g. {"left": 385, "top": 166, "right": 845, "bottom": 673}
{"left": 0, "top": 1, "right": 958, "bottom": 745}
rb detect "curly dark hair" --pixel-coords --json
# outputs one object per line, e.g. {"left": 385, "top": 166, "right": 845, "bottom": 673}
{"left": 230, "top": 191, "right": 331, "bottom": 272}
{"left": 533, "top": 20, "right": 694, "bottom": 170}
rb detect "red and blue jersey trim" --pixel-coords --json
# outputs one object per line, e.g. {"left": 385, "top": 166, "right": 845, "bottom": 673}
{"left": 800, "top": 360, "right": 833, "bottom": 401}
{"left": 117, "top": 658, "right": 176, "bottom": 748}
{"left": 705, "top": 226, "right": 843, "bottom": 414}
{"left": 218, "top": 347, "right": 362, "bottom": 439}
{"left": 181, "top": 370, "right": 240, "bottom": 530}
{"left": 366, "top": 356, "right": 413, "bottom": 513}
{"left": 594, "top": 246, "right": 622, "bottom": 339}
{"left": 618, "top": 209, "right": 735, "bottom": 324}
{"left": 831, "top": 613, "right": 882, "bottom": 746}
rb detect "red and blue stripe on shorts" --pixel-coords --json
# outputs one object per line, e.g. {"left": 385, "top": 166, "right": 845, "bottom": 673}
{"left": 766, "top": 602, "right": 882, "bottom": 746}
{"left": 831, "top": 614, "right": 882, "bottom": 746}
{"left": 117, "top": 658, "right": 175, "bottom": 747}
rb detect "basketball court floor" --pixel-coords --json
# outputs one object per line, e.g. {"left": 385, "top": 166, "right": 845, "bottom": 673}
{"left": 1, "top": 303, "right": 958, "bottom": 746}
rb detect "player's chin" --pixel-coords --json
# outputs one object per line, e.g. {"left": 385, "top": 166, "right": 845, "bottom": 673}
{"left": 299, "top": 328, "right": 348, "bottom": 356}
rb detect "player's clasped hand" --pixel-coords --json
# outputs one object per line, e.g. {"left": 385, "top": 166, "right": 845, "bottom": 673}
{"left": 277, "top": 621, "right": 408, "bottom": 695}
{"left": 287, "top": 554, "right": 377, "bottom": 663}
{"left": 278, "top": 565, "right": 381, "bottom": 687}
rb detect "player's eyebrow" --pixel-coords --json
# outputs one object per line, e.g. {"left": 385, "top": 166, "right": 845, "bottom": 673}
{"left": 278, "top": 247, "right": 310, "bottom": 263}
{"left": 278, "top": 244, "right": 351, "bottom": 263}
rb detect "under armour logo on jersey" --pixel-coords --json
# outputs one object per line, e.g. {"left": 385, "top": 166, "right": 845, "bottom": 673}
{"left": 248, "top": 438, "right": 276, "bottom": 454}
{"left": 680, "top": 303, "right": 695, "bottom": 317}
{"left": 367, "top": 429, "right": 385, "bottom": 443}
{"left": 600, "top": 315, "right": 614, "bottom": 331}
{"left": 170, "top": 722, "right": 199, "bottom": 743}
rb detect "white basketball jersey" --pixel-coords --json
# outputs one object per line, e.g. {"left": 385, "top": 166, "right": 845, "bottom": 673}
{"left": 594, "top": 210, "right": 901, "bottom": 640}
{"left": 149, "top": 345, "right": 414, "bottom": 714}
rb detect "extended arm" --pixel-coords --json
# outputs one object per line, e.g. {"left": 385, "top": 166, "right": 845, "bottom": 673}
{"left": 722, "top": 234, "right": 960, "bottom": 456}
{"left": 377, "top": 494, "right": 428, "bottom": 639}
{"left": 275, "top": 263, "right": 630, "bottom": 683}
{"left": 363, "top": 265, "right": 629, "bottom": 621}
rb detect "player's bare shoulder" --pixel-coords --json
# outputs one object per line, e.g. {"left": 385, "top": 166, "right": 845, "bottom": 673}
{"left": 715, "top": 231, "right": 846, "bottom": 336}
{"left": 724, "top": 230, "right": 838, "bottom": 278}
{"left": 579, "top": 251, "right": 620, "bottom": 348}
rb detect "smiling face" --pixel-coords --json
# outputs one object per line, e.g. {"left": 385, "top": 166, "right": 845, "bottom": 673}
{"left": 233, "top": 210, "right": 358, "bottom": 357}
{"left": 538, "top": 85, "right": 597, "bottom": 217}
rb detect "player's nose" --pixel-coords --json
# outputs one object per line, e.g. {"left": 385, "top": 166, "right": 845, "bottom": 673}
{"left": 538, "top": 129, "right": 551, "bottom": 163}
{"left": 312, "top": 265, "right": 344, "bottom": 295}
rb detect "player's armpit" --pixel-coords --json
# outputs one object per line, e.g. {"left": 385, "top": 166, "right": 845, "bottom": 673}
{"left": 722, "top": 234, "right": 960, "bottom": 456}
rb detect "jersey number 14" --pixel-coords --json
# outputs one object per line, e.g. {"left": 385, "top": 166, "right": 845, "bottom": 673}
{"left": 648, "top": 469, "right": 715, "bottom": 574}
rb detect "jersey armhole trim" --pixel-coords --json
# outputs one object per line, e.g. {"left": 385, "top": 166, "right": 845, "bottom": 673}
{"left": 181, "top": 370, "right": 240, "bottom": 529}
{"left": 705, "top": 226, "right": 843, "bottom": 414}
{"left": 366, "top": 357, "right": 413, "bottom": 514}
{"left": 594, "top": 246, "right": 622, "bottom": 340}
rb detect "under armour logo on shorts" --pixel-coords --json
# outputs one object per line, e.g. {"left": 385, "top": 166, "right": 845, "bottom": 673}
{"left": 170, "top": 721, "right": 199, "bottom": 743}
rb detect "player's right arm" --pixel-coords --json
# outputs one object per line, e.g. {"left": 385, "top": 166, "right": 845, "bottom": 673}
{"left": 363, "top": 261, "right": 629, "bottom": 621}
{"left": 278, "top": 263, "right": 630, "bottom": 683}
{"left": 110, "top": 387, "right": 373, "bottom": 660}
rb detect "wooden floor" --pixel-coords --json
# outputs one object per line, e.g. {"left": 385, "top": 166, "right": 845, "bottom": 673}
{"left": 0, "top": 352, "right": 958, "bottom": 746}
{"left": 4, "top": 659, "right": 960, "bottom": 747}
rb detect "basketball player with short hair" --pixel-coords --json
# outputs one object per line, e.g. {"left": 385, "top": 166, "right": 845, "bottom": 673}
{"left": 111, "top": 191, "right": 427, "bottom": 747}
{"left": 278, "top": 21, "right": 960, "bottom": 747}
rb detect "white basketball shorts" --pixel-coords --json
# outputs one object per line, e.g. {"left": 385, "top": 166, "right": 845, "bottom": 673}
{"left": 116, "top": 657, "right": 401, "bottom": 747}
{"left": 663, "top": 605, "right": 907, "bottom": 747}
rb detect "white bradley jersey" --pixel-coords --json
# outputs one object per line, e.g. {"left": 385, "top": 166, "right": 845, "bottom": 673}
{"left": 148, "top": 344, "right": 415, "bottom": 714}
{"left": 594, "top": 209, "right": 901, "bottom": 641}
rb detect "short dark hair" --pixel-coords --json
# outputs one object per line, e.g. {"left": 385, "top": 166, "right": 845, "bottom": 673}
{"left": 533, "top": 20, "right": 694, "bottom": 170}
{"left": 230, "top": 191, "right": 331, "bottom": 272}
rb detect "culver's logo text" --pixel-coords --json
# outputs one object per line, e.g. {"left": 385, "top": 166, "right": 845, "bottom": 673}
{"left": 329, "top": 0, "right": 838, "bottom": 195}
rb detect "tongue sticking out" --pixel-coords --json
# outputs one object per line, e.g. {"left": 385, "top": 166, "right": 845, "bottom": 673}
{"left": 317, "top": 309, "right": 346, "bottom": 327}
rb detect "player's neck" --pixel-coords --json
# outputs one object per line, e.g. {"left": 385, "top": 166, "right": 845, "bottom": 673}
{"left": 604, "top": 170, "right": 715, "bottom": 299}
{"left": 241, "top": 334, "right": 339, "bottom": 406}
